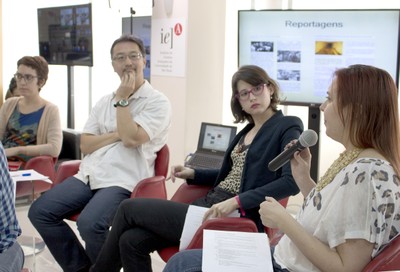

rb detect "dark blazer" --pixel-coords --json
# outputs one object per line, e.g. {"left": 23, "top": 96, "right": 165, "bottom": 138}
{"left": 188, "top": 110, "right": 304, "bottom": 230}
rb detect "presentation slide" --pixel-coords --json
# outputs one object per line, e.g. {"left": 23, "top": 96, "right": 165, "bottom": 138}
{"left": 239, "top": 10, "right": 400, "bottom": 106}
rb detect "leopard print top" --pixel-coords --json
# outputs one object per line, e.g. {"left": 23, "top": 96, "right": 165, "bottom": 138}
{"left": 217, "top": 137, "right": 248, "bottom": 194}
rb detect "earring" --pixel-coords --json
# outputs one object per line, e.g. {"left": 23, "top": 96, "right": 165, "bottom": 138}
{"left": 270, "top": 96, "right": 273, "bottom": 99}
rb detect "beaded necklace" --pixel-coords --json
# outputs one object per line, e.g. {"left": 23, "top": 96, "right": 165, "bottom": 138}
{"left": 315, "top": 148, "right": 363, "bottom": 191}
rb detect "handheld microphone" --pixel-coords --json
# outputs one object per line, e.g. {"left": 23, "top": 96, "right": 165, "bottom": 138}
{"left": 268, "top": 130, "right": 318, "bottom": 172}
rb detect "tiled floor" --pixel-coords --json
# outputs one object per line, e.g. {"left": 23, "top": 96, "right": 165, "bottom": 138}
{"left": 16, "top": 204, "right": 166, "bottom": 272}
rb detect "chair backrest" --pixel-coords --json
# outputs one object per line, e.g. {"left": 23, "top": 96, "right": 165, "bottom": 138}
{"left": 154, "top": 144, "right": 170, "bottom": 177}
{"left": 362, "top": 235, "right": 400, "bottom": 271}
{"left": 130, "top": 144, "right": 170, "bottom": 199}
{"left": 58, "top": 129, "right": 82, "bottom": 161}
{"left": 15, "top": 155, "right": 57, "bottom": 197}
{"left": 24, "top": 155, "right": 57, "bottom": 183}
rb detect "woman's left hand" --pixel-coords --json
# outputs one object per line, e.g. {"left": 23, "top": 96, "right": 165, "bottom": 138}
{"left": 203, "top": 197, "right": 239, "bottom": 222}
{"left": 259, "top": 197, "right": 291, "bottom": 229}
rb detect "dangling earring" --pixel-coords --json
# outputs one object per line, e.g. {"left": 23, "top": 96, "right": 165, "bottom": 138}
{"left": 270, "top": 95, "right": 273, "bottom": 100}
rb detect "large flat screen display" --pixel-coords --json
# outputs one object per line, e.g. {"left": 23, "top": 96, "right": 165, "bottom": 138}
{"left": 38, "top": 4, "right": 93, "bottom": 66}
{"left": 238, "top": 10, "right": 400, "bottom": 106}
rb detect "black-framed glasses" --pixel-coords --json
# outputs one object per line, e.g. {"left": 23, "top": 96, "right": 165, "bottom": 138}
{"left": 112, "top": 53, "right": 143, "bottom": 63}
{"left": 14, "top": 73, "right": 38, "bottom": 83}
{"left": 235, "top": 84, "right": 266, "bottom": 101}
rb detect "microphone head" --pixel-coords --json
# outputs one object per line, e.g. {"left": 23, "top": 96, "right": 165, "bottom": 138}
{"left": 299, "top": 130, "right": 318, "bottom": 147}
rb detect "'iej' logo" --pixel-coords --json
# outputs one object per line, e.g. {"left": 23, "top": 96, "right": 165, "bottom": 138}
{"left": 160, "top": 23, "right": 183, "bottom": 49}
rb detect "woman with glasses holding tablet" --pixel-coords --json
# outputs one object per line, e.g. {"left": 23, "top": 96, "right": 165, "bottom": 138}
{"left": 0, "top": 56, "right": 62, "bottom": 167}
{"left": 90, "top": 65, "right": 304, "bottom": 272}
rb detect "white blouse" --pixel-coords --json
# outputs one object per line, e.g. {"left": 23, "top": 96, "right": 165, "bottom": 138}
{"left": 274, "top": 158, "right": 400, "bottom": 271}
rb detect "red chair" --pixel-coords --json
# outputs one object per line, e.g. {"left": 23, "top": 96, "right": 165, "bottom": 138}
{"left": 157, "top": 182, "right": 289, "bottom": 262}
{"left": 362, "top": 234, "right": 400, "bottom": 271}
{"left": 54, "top": 145, "right": 170, "bottom": 221}
{"left": 15, "top": 156, "right": 57, "bottom": 198}
{"left": 130, "top": 144, "right": 170, "bottom": 199}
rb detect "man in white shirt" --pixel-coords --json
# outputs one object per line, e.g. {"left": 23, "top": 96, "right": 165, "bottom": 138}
{"left": 28, "top": 34, "right": 171, "bottom": 272}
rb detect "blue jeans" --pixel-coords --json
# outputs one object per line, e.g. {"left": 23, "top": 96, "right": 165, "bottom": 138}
{"left": 0, "top": 241, "right": 24, "bottom": 272}
{"left": 163, "top": 249, "right": 202, "bottom": 272}
{"left": 163, "top": 248, "right": 290, "bottom": 272}
{"left": 28, "top": 177, "right": 130, "bottom": 271}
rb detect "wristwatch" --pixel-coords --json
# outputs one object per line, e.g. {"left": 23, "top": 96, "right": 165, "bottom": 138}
{"left": 114, "top": 99, "right": 129, "bottom": 107}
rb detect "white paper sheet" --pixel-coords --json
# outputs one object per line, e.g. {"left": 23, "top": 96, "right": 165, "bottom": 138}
{"left": 179, "top": 205, "right": 239, "bottom": 251}
{"left": 202, "top": 229, "right": 273, "bottom": 272}
{"left": 179, "top": 205, "right": 209, "bottom": 251}
{"left": 10, "top": 169, "right": 52, "bottom": 184}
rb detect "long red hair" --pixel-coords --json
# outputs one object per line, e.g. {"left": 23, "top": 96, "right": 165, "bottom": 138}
{"left": 334, "top": 64, "right": 400, "bottom": 175}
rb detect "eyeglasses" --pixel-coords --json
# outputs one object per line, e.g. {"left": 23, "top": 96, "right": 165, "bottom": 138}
{"left": 112, "top": 53, "right": 143, "bottom": 63}
{"left": 235, "top": 84, "right": 266, "bottom": 101}
{"left": 14, "top": 73, "right": 39, "bottom": 83}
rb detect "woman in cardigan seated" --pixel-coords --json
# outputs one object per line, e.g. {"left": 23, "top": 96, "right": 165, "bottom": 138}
{"left": 0, "top": 56, "right": 62, "bottom": 168}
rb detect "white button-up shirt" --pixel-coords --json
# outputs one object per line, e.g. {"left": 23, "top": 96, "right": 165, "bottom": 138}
{"left": 74, "top": 81, "right": 171, "bottom": 192}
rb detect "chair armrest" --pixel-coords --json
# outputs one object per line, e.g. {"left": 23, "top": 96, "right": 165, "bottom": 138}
{"left": 186, "top": 217, "right": 258, "bottom": 249}
{"left": 170, "top": 183, "right": 212, "bottom": 204}
{"left": 131, "top": 176, "right": 167, "bottom": 199}
{"left": 53, "top": 160, "right": 81, "bottom": 187}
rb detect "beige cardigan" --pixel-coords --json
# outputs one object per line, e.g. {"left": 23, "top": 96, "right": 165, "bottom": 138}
{"left": 0, "top": 97, "right": 62, "bottom": 157}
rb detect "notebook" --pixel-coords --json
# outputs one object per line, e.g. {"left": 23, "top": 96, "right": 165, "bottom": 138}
{"left": 185, "top": 122, "right": 237, "bottom": 169}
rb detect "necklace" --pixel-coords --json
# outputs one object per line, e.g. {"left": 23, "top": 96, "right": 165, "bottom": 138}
{"left": 236, "top": 136, "right": 246, "bottom": 153}
{"left": 237, "top": 126, "right": 260, "bottom": 153}
{"left": 315, "top": 148, "right": 363, "bottom": 191}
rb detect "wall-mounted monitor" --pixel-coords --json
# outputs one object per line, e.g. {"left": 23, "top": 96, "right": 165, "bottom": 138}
{"left": 38, "top": 3, "right": 93, "bottom": 66}
{"left": 238, "top": 10, "right": 400, "bottom": 106}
